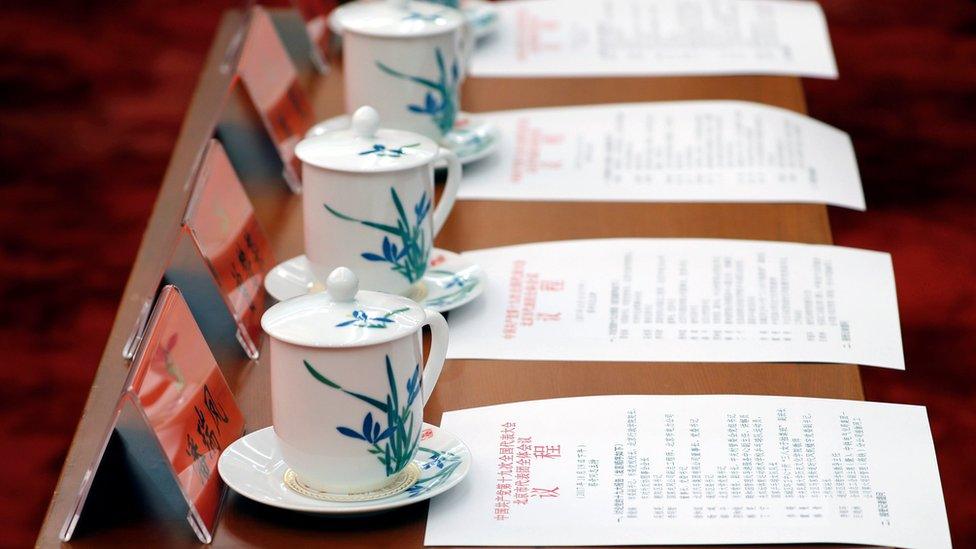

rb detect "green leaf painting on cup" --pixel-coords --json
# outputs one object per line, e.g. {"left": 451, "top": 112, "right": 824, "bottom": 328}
{"left": 324, "top": 187, "right": 431, "bottom": 284}
{"left": 358, "top": 142, "right": 420, "bottom": 158}
{"left": 376, "top": 47, "right": 459, "bottom": 136}
{"left": 335, "top": 307, "right": 410, "bottom": 329}
{"left": 304, "top": 356, "right": 422, "bottom": 476}
{"left": 401, "top": 9, "right": 449, "bottom": 22}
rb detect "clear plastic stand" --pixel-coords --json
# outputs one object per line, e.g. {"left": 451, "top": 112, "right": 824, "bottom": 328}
{"left": 164, "top": 139, "right": 274, "bottom": 360}
{"left": 234, "top": 5, "right": 315, "bottom": 193}
{"left": 122, "top": 295, "right": 155, "bottom": 360}
{"left": 60, "top": 286, "right": 244, "bottom": 543}
{"left": 291, "top": 0, "right": 339, "bottom": 74}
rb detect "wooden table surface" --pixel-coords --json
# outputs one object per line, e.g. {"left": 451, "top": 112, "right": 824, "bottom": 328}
{"left": 37, "top": 9, "right": 866, "bottom": 549}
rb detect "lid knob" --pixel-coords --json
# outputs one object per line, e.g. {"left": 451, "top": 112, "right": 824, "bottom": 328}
{"left": 351, "top": 106, "right": 381, "bottom": 138}
{"left": 326, "top": 267, "right": 359, "bottom": 302}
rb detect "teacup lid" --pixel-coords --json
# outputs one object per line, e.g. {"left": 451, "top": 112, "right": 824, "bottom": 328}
{"left": 334, "top": 0, "right": 464, "bottom": 38}
{"left": 261, "top": 267, "right": 426, "bottom": 348}
{"left": 296, "top": 106, "right": 438, "bottom": 173}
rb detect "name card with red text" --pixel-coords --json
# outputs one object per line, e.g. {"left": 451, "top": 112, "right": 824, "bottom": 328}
{"left": 458, "top": 101, "right": 865, "bottom": 210}
{"left": 426, "top": 395, "right": 949, "bottom": 549}
{"left": 446, "top": 239, "right": 904, "bottom": 369}
{"left": 61, "top": 286, "right": 244, "bottom": 543}
{"left": 237, "top": 6, "right": 314, "bottom": 192}
{"left": 292, "top": 0, "right": 339, "bottom": 73}
{"left": 470, "top": 0, "right": 837, "bottom": 79}
{"left": 181, "top": 139, "right": 274, "bottom": 359}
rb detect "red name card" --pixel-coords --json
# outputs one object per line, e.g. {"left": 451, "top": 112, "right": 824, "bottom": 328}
{"left": 236, "top": 5, "right": 314, "bottom": 193}
{"left": 173, "top": 139, "right": 274, "bottom": 359}
{"left": 292, "top": 0, "right": 339, "bottom": 73}
{"left": 61, "top": 286, "right": 244, "bottom": 543}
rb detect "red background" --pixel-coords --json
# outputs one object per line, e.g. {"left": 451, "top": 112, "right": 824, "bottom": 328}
{"left": 1, "top": 0, "right": 973, "bottom": 546}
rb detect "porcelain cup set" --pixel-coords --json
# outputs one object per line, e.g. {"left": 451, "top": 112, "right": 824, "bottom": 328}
{"left": 220, "top": 0, "right": 498, "bottom": 515}
{"left": 307, "top": 0, "right": 501, "bottom": 164}
{"left": 224, "top": 112, "right": 478, "bottom": 513}
{"left": 220, "top": 266, "right": 471, "bottom": 512}
{"left": 264, "top": 0, "right": 492, "bottom": 313}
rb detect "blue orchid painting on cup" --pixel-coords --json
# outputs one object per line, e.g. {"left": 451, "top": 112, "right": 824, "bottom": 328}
{"left": 402, "top": 10, "right": 447, "bottom": 22}
{"left": 335, "top": 307, "right": 410, "bottom": 329}
{"left": 376, "top": 47, "right": 459, "bottom": 136}
{"left": 359, "top": 142, "right": 420, "bottom": 158}
{"left": 304, "top": 356, "right": 422, "bottom": 477}
{"left": 324, "top": 187, "right": 432, "bottom": 284}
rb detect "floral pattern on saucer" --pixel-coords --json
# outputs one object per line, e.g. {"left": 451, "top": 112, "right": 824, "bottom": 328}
{"left": 422, "top": 267, "right": 481, "bottom": 310}
{"left": 408, "top": 445, "right": 465, "bottom": 497}
{"left": 217, "top": 424, "right": 471, "bottom": 514}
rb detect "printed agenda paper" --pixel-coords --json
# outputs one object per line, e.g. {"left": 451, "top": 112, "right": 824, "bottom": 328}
{"left": 458, "top": 101, "right": 864, "bottom": 210}
{"left": 470, "top": 0, "right": 838, "bottom": 79}
{"left": 446, "top": 239, "right": 904, "bottom": 369}
{"left": 425, "top": 395, "right": 949, "bottom": 548}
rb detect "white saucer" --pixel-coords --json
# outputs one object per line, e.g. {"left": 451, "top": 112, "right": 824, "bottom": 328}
{"left": 218, "top": 424, "right": 471, "bottom": 514}
{"left": 329, "top": 0, "right": 499, "bottom": 41}
{"left": 306, "top": 112, "right": 500, "bottom": 166}
{"left": 264, "top": 248, "right": 485, "bottom": 313}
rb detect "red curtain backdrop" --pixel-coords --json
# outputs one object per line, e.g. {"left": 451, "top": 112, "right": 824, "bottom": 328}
{"left": 0, "top": 1, "right": 973, "bottom": 546}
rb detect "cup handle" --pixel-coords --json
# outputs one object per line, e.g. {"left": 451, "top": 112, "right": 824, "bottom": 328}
{"left": 420, "top": 308, "right": 449, "bottom": 406}
{"left": 432, "top": 147, "right": 461, "bottom": 236}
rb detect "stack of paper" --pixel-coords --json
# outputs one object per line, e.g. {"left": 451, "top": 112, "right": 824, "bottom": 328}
{"left": 471, "top": 0, "right": 838, "bottom": 78}
{"left": 425, "top": 395, "right": 949, "bottom": 549}
{"left": 459, "top": 101, "right": 864, "bottom": 210}
{"left": 447, "top": 239, "right": 904, "bottom": 370}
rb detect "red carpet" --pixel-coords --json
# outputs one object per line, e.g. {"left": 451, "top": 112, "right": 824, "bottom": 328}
{"left": 0, "top": 1, "right": 973, "bottom": 546}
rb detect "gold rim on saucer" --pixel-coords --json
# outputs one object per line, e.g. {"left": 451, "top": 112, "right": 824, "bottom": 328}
{"left": 284, "top": 463, "right": 421, "bottom": 502}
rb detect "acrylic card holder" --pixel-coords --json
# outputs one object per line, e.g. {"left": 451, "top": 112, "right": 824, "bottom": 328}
{"left": 60, "top": 286, "right": 244, "bottom": 544}
{"left": 165, "top": 139, "right": 274, "bottom": 360}
{"left": 235, "top": 5, "right": 314, "bottom": 193}
{"left": 291, "top": 0, "right": 339, "bottom": 74}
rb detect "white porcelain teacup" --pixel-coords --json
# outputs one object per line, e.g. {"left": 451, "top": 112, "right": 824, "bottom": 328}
{"left": 295, "top": 106, "right": 461, "bottom": 296}
{"left": 335, "top": 0, "right": 467, "bottom": 141}
{"left": 261, "top": 267, "right": 449, "bottom": 494}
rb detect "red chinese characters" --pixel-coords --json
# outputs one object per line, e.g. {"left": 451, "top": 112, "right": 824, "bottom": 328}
{"left": 531, "top": 486, "right": 560, "bottom": 498}
{"left": 496, "top": 425, "right": 563, "bottom": 515}
{"left": 503, "top": 265, "right": 565, "bottom": 338}
{"left": 533, "top": 444, "right": 562, "bottom": 459}
{"left": 503, "top": 261, "right": 526, "bottom": 340}
{"left": 236, "top": 7, "right": 314, "bottom": 191}
{"left": 184, "top": 140, "right": 274, "bottom": 358}
{"left": 129, "top": 287, "right": 244, "bottom": 534}
{"left": 514, "top": 436, "right": 532, "bottom": 505}
{"left": 495, "top": 422, "right": 517, "bottom": 520}
{"left": 510, "top": 117, "right": 566, "bottom": 183}
{"left": 539, "top": 279, "right": 565, "bottom": 292}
